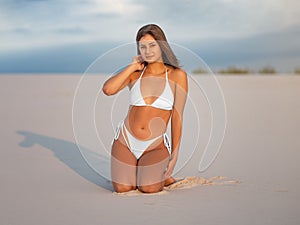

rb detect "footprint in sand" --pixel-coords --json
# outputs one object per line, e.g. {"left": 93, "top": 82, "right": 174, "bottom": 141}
{"left": 165, "top": 176, "right": 240, "bottom": 190}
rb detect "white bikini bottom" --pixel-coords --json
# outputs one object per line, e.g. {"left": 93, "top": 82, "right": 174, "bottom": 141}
{"left": 113, "top": 121, "right": 171, "bottom": 159}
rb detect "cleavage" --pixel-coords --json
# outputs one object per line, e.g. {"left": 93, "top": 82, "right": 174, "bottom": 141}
{"left": 140, "top": 76, "right": 166, "bottom": 105}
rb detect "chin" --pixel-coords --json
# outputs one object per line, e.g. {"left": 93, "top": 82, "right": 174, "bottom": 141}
{"left": 145, "top": 59, "right": 159, "bottom": 64}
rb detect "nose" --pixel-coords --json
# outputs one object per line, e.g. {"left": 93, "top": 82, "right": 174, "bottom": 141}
{"left": 145, "top": 46, "right": 150, "bottom": 54}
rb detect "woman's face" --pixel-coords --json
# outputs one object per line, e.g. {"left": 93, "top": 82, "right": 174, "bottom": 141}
{"left": 138, "top": 34, "right": 163, "bottom": 64}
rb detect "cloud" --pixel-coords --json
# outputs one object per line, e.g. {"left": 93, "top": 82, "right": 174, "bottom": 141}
{"left": 0, "top": 0, "right": 299, "bottom": 72}
{"left": 131, "top": 0, "right": 300, "bottom": 40}
{"left": 0, "top": 40, "right": 123, "bottom": 73}
{"left": 187, "top": 24, "right": 300, "bottom": 72}
{"left": 1, "top": 25, "right": 299, "bottom": 73}
{"left": 1, "top": 0, "right": 299, "bottom": 49}
{"left": 0, "top": 0, "right": 144, "bottom": 51}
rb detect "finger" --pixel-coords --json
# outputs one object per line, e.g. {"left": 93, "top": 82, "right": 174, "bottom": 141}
{"left": 133, "top": 56, "right": 139, "bottom": 62}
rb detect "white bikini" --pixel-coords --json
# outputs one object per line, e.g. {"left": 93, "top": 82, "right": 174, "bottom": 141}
{"left": 129, "top": 66, "right": 174, "bottom": 110}
{"left": 113, "top": 66, "right": 174, "bottom": 159}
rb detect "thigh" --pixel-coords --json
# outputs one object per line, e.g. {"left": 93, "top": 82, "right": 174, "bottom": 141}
{"left": 111, "top": 139, "right": 137, "bottom": 190}
{"left": 137, "top": 143, "right": 170, "bottom": 187}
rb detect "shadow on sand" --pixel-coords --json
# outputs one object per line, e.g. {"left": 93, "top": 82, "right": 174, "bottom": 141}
{"left": 16, "top": 130, "right": 113, "bottom": 191}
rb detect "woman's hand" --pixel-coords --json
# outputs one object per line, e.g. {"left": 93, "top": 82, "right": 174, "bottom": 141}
{"left": 131, "top": 55, "right": 145, "bottom": 71}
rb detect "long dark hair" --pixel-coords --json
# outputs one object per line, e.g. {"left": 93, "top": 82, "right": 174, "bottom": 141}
{"left": 136, "top": 24, "right": 180, "bottom": 68}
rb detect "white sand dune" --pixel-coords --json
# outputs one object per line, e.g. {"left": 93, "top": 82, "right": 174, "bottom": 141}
{"left": 1, "top": 74, "right": 299, "bottom": 225}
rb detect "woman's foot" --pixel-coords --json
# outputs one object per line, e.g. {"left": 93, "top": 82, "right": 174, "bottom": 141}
{"left": 164, "top": 177, "right": 177, "bottom": 186}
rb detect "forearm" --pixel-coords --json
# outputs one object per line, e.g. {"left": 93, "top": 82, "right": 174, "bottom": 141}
{"left": 170, "top": 111, "right": 183, "bottom": 160}
{"left": 164, "top": 114, "right": 182, "bottom": 178}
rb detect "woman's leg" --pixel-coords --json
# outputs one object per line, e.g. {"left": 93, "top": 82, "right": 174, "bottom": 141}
{"left": 164, "top": 177, "right": 177, "bottom": 186}
{"left": 111, "top": 138, "right": 137, "bottom": 193}
{"left": 137, "top": 142, "right": 170, "bottom": 193}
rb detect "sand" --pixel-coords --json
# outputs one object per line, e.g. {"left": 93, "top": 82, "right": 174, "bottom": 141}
{"left": 115, "top": 176, "right": 241, "bottom": 196}
{"left": 1, "top": 74, "right": 300, "bottom": 225}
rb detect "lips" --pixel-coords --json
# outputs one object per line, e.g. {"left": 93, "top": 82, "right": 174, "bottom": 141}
{"left": 145, "top": 55, "right": 154, "bottom": 59}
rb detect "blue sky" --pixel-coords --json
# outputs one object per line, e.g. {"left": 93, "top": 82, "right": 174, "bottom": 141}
{"left": 0, "top": 0, "right": 299, "bottom": 73}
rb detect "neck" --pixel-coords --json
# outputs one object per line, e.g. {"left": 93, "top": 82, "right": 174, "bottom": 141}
{"left": 145, "top": 62, "right": 166, "bottom": 74}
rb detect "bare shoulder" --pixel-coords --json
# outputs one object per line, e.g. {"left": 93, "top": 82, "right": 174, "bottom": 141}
{"left": 168, "top": 67, "right": 187, "bottom": 81}
{"left": 168, "top": 67, "right": 188, "bottom": 89}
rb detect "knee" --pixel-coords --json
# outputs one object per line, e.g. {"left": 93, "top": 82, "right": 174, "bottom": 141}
{"left": 113, "top": 183, "right": 136, "bottom": 193}
{"left": 138, "top": 184, "right": 163, "bottom": 194}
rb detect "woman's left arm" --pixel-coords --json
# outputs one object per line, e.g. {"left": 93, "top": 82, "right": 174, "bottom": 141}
{"left": 165, "top": 69, "right": 188, "bottom": 178}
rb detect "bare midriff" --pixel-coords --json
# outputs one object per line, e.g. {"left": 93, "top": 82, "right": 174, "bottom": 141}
{"left": 124, "top": 105, "right": 172, "bottom": 140}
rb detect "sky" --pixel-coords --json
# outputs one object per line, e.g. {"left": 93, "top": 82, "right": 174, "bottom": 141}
{"left": 0, "top": 0, "right": 299, "bottom": 73}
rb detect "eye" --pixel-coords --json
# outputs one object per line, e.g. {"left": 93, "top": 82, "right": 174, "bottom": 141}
{"left": 150, "top": 43, "right": 156, "bottom": 47}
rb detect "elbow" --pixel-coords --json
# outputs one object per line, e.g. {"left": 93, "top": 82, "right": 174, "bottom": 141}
{"left": 102, "top": 85, "right": 115, "bottom": 96}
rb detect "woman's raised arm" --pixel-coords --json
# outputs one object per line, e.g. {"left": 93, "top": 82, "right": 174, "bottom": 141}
{"left": 102, "top": 56, "right": 144, "bottom": 96}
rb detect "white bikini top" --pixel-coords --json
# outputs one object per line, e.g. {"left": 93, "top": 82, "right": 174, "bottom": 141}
{"left": 130, "top": 67, "right": 174, "bottom": 111}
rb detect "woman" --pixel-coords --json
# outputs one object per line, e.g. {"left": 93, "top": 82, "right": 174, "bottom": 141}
{"left": 102, "top": 24, "right": 188, "bottom": 193}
